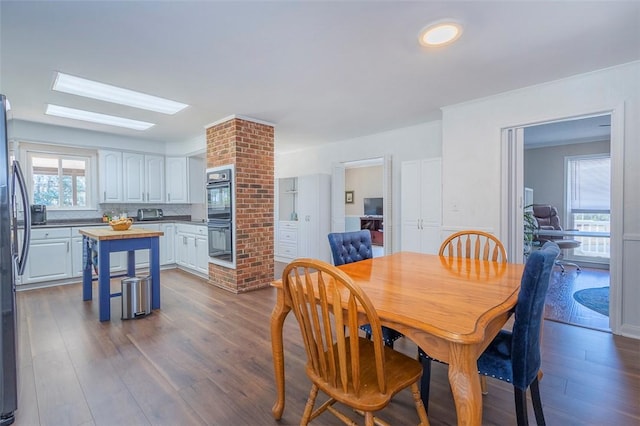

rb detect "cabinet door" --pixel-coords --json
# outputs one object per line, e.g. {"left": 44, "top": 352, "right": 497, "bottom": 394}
{"left": 195, "top": 235, "right": 209, "bottom": 275}
{"left": 22, "top": 239, "right": 72, "bottom": 283}
{"left": 185, "top": 235, "right": 197, "bottom": 270}
{"left": 145, "top": 154, "right": 165, "bottom": 203}
{"left": 176, "top": 233, "right": 188, "bottom": 267}
{"left": 401, "top": 159, "right": 442, "bottom": 254}
{"left": 418, "top": 158, "right": 442, "bottom": 255}
{"left": 98, "top": 150, "right": 123, "bottom": 203}
{"left": 165, "top": 157, "right": 189, "bottom": 203}
{"left": 123, "top": 152, "right": 145, "bottom": 203}
{"left": 297, "top": 174, "right": 331, "bottom": 263}
{"left": 160, "top": 223, "right": 176, "bottom": 265}
{"left": 401, "top": 160, "right": 423, "bottom": 252}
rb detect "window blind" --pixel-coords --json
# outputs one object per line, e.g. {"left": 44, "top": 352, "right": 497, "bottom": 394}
{"left": 568, "top": 156, "right": 610, "bottom": 211}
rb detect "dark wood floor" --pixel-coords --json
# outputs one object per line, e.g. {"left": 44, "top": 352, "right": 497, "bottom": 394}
{"left": 544, "top": 267, "right": 610, "bottom": 331}
{"left": 15, "top": 268, "right": 639, "bottom": 426}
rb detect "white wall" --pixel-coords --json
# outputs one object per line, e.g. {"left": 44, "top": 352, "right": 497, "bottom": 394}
{"left": 275, "top": 121, "right": 442, "bottom": 251}
{"left": 441, "top": 61, "right": 640, "bottom": 338}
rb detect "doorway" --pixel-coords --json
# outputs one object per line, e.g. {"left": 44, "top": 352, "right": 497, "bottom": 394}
{"left": 503, "top": 112, "right": 619, "bottom": 332}
{"left": 331, "top": 156, "right": 391, "bottom": 256}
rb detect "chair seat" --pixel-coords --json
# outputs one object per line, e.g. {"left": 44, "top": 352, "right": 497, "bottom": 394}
{"left": 555, "top": 239, "right": 581, "bottom": 250}
{"left": 359, "top": 324, "right": 404, "bottom": 346}
{"left": 308, "top": 337, "right": 424, "bottom": 412}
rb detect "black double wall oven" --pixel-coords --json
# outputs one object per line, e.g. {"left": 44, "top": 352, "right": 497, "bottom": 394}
{"left": 207, "top": 168, "right": 233, "bottom": 262}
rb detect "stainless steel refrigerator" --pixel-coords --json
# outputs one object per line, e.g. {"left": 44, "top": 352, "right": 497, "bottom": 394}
{"left": 1, "top": 94, "right": 31, "bottom": 425}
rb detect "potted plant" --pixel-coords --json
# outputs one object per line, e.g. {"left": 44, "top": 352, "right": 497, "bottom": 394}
{"left": 523, "top": 204, "right": 538, "bottom": 256}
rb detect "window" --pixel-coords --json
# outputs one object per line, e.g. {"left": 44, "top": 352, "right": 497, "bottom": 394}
{"left": 24, "top": 145, "right": 96, "bottom": 209}
{"left": 566, "top": 154, "right": 610, "bottom": 262}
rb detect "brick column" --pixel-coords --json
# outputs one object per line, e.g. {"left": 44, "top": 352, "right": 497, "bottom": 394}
{"left": 206, "top": 116, "right": 274, "bottom": 293}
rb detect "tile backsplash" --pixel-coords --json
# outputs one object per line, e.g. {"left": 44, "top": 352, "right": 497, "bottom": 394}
{"left": 45, "top": 203, "right": 205, "bottom": 221}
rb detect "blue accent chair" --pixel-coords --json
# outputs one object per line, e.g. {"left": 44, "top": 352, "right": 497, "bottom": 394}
{"left": 327, "top": 230, "right": 404, "bottom": 348}
{"left": 419, "top": 241, "right": 559, "bottom": 425}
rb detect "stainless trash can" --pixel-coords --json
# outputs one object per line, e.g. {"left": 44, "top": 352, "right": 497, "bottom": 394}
{"left": 121, "top": 276, "right": 152, "bottom": 319}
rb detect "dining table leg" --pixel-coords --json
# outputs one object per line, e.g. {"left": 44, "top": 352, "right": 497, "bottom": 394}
{"left": 270, "top": 287, "right": 291, "bottom": 420}
{"left": 448, "top": 343, "right": 483, "bottom": 426}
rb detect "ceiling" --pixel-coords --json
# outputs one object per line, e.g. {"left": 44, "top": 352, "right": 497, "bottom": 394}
{"left": 524, "top": 114, "right": 611, "bottom": 148}
{"left": 1, "top": 1, "right": 638, "bottom": 153}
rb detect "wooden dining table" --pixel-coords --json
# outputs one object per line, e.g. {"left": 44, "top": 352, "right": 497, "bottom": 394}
{"left": 270, "top": 252, "right": 525, "bottom": 426}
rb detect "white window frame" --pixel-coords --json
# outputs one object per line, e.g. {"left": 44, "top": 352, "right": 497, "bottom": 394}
{"left": 564, "top": 153, "right": 611, "bottom": 265}
{"left": 21, "top": 142, "right": 98, "bottom": 210}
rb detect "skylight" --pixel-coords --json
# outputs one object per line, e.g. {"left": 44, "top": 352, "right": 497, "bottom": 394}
{"left": 52, "top": 72, "right": 188, "bottom": 114}
{"left": 46, "top": 104, "right": 155, "bottom": 131}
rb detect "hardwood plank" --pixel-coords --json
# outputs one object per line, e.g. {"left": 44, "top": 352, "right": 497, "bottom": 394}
{"left": 13, "top": 267, "right": 639, "bottom": 426}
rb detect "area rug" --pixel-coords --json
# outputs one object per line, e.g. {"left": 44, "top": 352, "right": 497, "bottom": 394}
{"left": 573, "top": 287, "right": 609, "bottom": 317}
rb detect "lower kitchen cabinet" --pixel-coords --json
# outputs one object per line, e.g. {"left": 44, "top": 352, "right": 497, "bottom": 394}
{"left": 176, "top": 224, "right": 209, "bottom": 276}
{"left": 160, "top": 223, "right": 176, "bottom": 265}
{"left": 22, "top": 221, "right": 206, "bottom": 286}
{"left": 21, "top": 228, "right": 72, "bottom": 284}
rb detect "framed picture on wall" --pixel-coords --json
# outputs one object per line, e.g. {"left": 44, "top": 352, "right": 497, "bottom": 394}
{"left": 345, "top": 191, "right": 354, "bottom": 204}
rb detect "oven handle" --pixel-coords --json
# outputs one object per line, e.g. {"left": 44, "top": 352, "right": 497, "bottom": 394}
{"left": 206, "top": 181, "right": 231, "bottom": 190}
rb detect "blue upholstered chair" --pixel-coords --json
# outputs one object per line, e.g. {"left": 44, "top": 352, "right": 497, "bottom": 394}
{"left": 327, "top": 230, "right": 404, "bottom": 348}
{"left": 419, "top": 241, "right": 559, "bottom": 425}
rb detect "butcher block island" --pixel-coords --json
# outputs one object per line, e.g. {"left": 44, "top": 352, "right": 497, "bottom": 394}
{"left": 79, "top": 227, "right": 164, "bottom": 321}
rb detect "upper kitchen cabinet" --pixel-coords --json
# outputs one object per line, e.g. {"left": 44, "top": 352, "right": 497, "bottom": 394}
{"left": 123, "top": 152, "right": 165, "bottom": 203}
{"left": 165, "top": 157, "right": 189, "bottom": 203}
{"left": 98, "top": 150, "right": 123, "bottom": 203}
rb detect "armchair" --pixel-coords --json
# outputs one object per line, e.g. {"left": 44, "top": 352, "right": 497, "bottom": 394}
{"left": 532, "top": 204, "right": 581, "bottom": 273}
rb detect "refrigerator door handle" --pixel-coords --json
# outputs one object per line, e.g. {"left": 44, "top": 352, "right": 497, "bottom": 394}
{"left": 12, "top": 160, "right": 30, "bottom": 276}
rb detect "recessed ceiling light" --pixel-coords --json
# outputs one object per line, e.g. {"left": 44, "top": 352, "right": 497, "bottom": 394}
{"left": 52, "top": 72, "right": 188, "bottom": 114}
{"left": 419, "top": 22, "right": 463, "bottom": 47}
{"left": 46, "top": 104, "right": 155, "bottom": 131}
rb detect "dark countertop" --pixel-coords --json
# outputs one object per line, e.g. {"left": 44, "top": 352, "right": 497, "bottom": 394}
{"left": 31, "top": 216, "right": 207, "bottom": 229}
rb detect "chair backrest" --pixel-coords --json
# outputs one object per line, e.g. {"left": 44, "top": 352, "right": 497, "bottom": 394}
{"left": 327, "top": 230, "right": 373, "bottom": 266}
{"left": 532, "top": 204, "right": 562, "bottom": 231}
{"left": 511, "top": 241, "right": 560, "bottom": 389}
{"left": 282, "top": 258, "right": 387, "bottom": 396}
{"left": 439, "top": 230, "right": 507, "bottom": 263}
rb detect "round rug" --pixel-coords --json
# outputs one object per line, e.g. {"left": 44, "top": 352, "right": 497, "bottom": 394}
{"left": 573, "top": 287, "right": 609, "bottom": 317}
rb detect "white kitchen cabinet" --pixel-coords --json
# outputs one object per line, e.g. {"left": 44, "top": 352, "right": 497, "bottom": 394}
{"left": 276, "top": 221, "right": 298, "bottom": 261}
{"left": 165, "top": 157, "right": 189, "bottom": 203}
{"left": 195, "top": 227, "right": 209, "bottom": 275}
{"left": 275, "top": 174, "right": 330, "bottom": 263}
{"left": 175, "top": 223, "right": 208, "bottom": 276}
{"left": 123, "top": 152, "right": 145, "bottom": 203}
{"left": 20, "top": 228, "right": 72, "bottom": 284}
{"left": 98, "top": 150, "right": 123, "bottom": 203}
{"left": 401, "top": 158, "right": 442, "bottom": 254}
{"left": 160, "top": 223, "right": 176, "bottom": 265}
{"left": 123, "top": 152, "right": 165, "bottom": 203}
{"left": 145, "top": 154, "right": 165, "bottom": 203}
